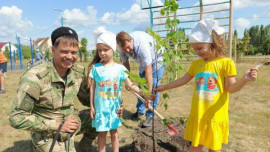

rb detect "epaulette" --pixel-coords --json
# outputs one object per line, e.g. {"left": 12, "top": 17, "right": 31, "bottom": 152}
{"left": 20, "top": 64, "right": 48, "bottom": 80}
{"left": 72, "top": 64, "right": 85, "bottom": 74}
{"left": 36, "top": 65, "right": 50, "bottom": 79}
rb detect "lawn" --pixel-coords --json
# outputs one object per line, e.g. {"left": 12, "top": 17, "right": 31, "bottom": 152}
{"left": 1, "top": 58, "right": 269, "bottom": 152}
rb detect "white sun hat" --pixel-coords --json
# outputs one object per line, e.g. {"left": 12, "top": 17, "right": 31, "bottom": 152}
{"left": 92, "top": 27, "right": 116, "bottom": 52}
{"left": 189, "top": 19, "right": 225, "bottom": 43}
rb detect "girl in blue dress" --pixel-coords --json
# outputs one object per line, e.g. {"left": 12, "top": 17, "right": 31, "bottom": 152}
{"left": 87, "top": 30, "right": 141, "bottom": 152}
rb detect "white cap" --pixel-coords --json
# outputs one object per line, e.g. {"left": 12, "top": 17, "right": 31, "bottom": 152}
{"left": 92, "top": 27, "right": 116, "bottom": 52}
{"left": 189, "top": 19, "right": 225, "bottom": 43}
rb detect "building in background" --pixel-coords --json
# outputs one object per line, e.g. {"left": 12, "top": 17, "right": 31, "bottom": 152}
{"left": 33, "top": 37, "right": 52, "bottom": 53}
{"left": 0, "top": 42, "right": 17, "bottom": 55}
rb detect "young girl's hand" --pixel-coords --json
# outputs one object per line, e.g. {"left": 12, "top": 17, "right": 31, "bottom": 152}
{"left": 154, "top": 85, "right": 166, "bottom": 92}
{"left": 90, "top": 108, "right": 95, "bottom": 119}
{"left": 125, "top": 84, "right": 130, "bottom": 91}
{"left": 117, "top": 102, "right": 124, "bottom": 117}
{"left": 244, "top": 68, "right": 258, "bottom": 82}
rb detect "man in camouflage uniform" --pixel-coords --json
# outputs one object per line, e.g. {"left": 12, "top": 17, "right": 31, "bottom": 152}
{"left": 9, "top": 27, "right": 123, "bottom": 152}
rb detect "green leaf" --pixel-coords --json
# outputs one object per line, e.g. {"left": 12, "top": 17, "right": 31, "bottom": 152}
{"left": 125, "top": 71, "right": 147, "bottom": 86}
{"left": 163, "top": 93, "right": 169, "bottom": 100}
{"left": 164, "top": 102, "right": 168, "bottom": 110}
{"left": 161, "top": 118, "right": 170, "bottom": 125}
{"left": 180, "top": 117, "right": 187, "bottom": 125}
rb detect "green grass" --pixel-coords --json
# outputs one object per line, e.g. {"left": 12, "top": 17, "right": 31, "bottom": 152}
{"left": 1, "top": 58, "right": 270, "bottom": 151}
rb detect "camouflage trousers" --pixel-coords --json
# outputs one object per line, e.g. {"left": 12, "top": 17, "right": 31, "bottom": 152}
{"left": 31, "top": 109, "right": 98, "bottom": 152}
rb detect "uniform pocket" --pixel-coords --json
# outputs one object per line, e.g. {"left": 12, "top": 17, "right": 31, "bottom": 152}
{"left": 31, "top": 132, "right": 51, "bottom": 150}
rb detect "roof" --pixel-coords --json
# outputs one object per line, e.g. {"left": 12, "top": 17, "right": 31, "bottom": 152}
{"left": 33, "top": 37, "right": 50, "bottom": 49}
{"left": 33, "top": 38, "right": 44, "bottom": 44}
{"left": 0, "top": 42, "right": 8, "bottom": 50}
{"left": 39, "top": 37, "right": 50, "bottom": 48}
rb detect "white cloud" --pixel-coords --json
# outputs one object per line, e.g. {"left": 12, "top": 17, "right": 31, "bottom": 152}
{"left": 77, "top": 30, "right": 85, "bottom": 37}
{"left": 0, "top": 6, "right": 33, "bottom": 43}
{"left": 234, "top": 0, "right": 270, "bottom": 9}
{"left": 98, "top": 3, "right": 150, "bottom": 31}
{"left": 235, "top": 18, "right": 250, "bottom": 28}
{"left": 59, "top": 3, "right": 150, "bottom": 29}
{"left": 252, "top": 14, "right": 258, "bottom": 19}
{"left": 139, "top": 0, "right": 163, "bottom": 9}
{"left": 266, "top": 6, "right": 270, "bottom": 16}
{"left": 57, "top": 6, "right": 98, "bottom": 27}
{"left": 234, "top": 0, "right": 250, "bottom": 9}
{"left": 100, "top": 12, "right": 116, "bottom": 24}
{"left": 133, "top": 22, "right": 150, "bottom": 31}
{"left": 92, "top": 26, "right": 107, "bottom": 37}
{"left": 116, "top": 4, "right": 149, "bottom": 24}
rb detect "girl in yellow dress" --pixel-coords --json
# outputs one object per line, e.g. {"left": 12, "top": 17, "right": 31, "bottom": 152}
{"left": 154, "top": 19, "right": 258, "bottom": 152}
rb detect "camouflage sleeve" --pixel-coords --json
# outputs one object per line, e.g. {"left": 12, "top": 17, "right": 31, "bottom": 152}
{"left": 77, "top": 76, "right": 90, "bottom": 107}
{"left": 9, "top": 72, "right": 57, "bottom": 132}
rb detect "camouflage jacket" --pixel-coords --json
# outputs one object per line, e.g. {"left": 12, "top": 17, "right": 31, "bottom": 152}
{"left": 9, "top": 61, "right": 90, "bottom": 134}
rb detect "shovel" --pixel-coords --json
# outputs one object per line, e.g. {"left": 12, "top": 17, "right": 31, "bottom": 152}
{"left": 130, "top": 90, "right": 178, "bottom": 136}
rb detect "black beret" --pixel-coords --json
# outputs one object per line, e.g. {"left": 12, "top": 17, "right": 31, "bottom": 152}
{"left": 51, "top": 26, "right": 78, "bottom": 45}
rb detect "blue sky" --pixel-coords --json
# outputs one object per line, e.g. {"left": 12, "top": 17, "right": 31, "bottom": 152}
{"left": 0, "top": 0, "right": 270, "bottom": 49}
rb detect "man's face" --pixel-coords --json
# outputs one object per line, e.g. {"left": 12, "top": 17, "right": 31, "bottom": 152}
{"left": 52, "top": 42, "right": 78, "bottom": 71}
{"left": 119, "top": 40, "right": 133, "bottom": 54}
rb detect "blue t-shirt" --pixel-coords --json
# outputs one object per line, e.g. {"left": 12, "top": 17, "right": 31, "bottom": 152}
{"left": 36, "top": 52, "right": 42, "bottom": 61}
{"left": 118, "top": 31, "right": 164, "bottom": 74}
{"left": 90, "top": 62, "right": 128, "bottom": 132}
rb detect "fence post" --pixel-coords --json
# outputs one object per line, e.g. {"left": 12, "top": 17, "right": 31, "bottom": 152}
{"left": 30, "top": 38, "right": 34, "bottom": 65}
{"left": 8, "top": 42, "right": 13, "bottom": 70}
{"left": 17, "top": 37, "right": 23, "bottom": 69}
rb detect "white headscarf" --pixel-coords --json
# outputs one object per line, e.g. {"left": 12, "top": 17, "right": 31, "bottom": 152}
{"left": 189, "top": 19, "right": 225, "bottom": 43}
{"left": 92, "top": 27, "right": 116, "bottom": 51}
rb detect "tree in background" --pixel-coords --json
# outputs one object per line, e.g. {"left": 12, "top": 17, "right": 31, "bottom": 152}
{"left": 238, "top": 32, "right": 251, "bottom": 55}
{"left": 79, "top": 37, "right": 88, "bottom": 62}
{"left": 233, "top": 30, "right": 238, "bottom": 57}
{"left": 44, "top": 46, "right": 52, "bottom": 61}
{"left": 3, "top": 46, "right": 10, "bottom": 59}
{"left": 234, "top": 29, "right": 238, "bottom": 39}
{"left": 246, "top": 24, "right": 270, "bottom": 55}
{"left": 21, "top": 45, "right": 31, "bottom": 59}
{"left": 261, "top": 36, "right": 270, "bottom": 55}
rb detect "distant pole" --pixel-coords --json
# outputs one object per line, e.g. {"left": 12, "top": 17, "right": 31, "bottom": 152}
{"left": 150, "top": 0, "right": 153, "bottom": 29}
{"left": 30, "top": 38, "right": 34, "bottom": 65}
{"left": 54, "top": 8, "right": 64, "bottom": 27}
{"left": 13, "top": 50, "right": 16, "bottom": 65}
{"left": 16, "top": 35, "right": 19, "bottom": 69}
{"left": 16, "top": 35, "right": 20, "bottom": 62}
{"left": 228, "top": 0, "right": 233, "bottom": 58}
{"left": 8, "top": 42, "right": 13, "bottom": 70}
{"left": 61, "top": 16, "right": 64, "bottom": 27}
{"left": 17, "top": 37, "right": 23, "bottom": 69}
{"left": 199, "top": 0, "right": 203, "bottom": 20}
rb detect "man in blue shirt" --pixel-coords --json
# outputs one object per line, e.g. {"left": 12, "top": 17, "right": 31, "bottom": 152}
{"left": 35, "top": 50, "right": 42, "bottom": 62}
{"left": 116, "top": 31, "right": 164, "bottom": 127}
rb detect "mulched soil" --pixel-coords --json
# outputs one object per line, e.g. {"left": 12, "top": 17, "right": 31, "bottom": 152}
{"left": 120, "top": 118, "right": 191, "bottom": 152}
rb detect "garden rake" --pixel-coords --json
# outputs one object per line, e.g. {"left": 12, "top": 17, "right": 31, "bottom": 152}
{"left": 130, "top": 90, "right": 178, "bottom": 136}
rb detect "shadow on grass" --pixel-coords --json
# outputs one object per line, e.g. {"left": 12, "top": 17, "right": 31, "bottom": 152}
{"left": 4, "top": 140, "right": 31, "bottom": 152}
{"left": 122, "top": 109, "right": 145, "bottom": 129}
{"left": 123, "top": 109, "right": 134, "bottom": 119}
{"left": 120, "top": 144, "right": 139, "bottom": 152}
